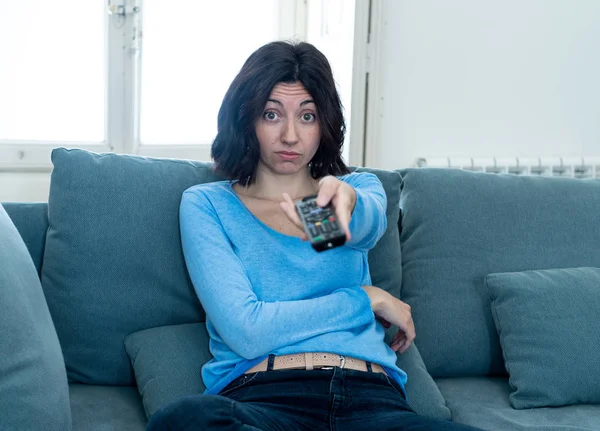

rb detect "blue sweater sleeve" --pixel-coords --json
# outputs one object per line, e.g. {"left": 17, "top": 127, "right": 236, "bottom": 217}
{"left": 179, "top": 189, "right": 375, "bottom": 360}
{"left": 343, "top": 173, "right": 388, "bottom": 251}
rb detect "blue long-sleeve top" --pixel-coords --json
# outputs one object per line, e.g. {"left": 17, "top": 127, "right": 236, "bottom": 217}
{"left": 179, "top": 172, "right": 407, "bottom": 395}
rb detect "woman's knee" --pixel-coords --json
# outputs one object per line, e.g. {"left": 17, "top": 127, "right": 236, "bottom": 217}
{"left": 146, "top": 394, "right": 234, "bottom": 430}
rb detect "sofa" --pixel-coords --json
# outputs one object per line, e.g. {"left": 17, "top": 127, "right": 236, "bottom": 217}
{"left": 1, "top": 147, "right": 599, "bottom": 431}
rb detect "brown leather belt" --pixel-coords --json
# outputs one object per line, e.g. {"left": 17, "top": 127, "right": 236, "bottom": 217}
{"left": 244, "top": 352, "right": 387, "bottom": 376}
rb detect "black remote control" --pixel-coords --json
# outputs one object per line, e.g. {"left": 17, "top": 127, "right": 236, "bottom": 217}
{"left": 295, "top": 194, "right": 346, "bottom": 252}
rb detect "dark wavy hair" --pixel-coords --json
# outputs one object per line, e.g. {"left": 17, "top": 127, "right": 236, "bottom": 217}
{"left": 211, "top": 41, "right": 349, "bottom": 185}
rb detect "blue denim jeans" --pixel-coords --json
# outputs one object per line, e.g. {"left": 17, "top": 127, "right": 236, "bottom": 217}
{"left": 147, "top": 367, "right": 483, "bottom": 430}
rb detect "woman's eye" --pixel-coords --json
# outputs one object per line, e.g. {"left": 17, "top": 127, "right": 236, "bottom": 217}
{"left": 302, "top": 113, "right": 316, "bottom": 122}
{"left": 263, "top": 111, "right": 278, "bottom": 121}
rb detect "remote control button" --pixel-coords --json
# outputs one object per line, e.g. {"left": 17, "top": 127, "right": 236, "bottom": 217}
{"left": 310, "top": 227, "right": 318, "bottom": 237}
{"left": 331, "top": 221, "right": 339, "bottom": 230}
{"left": 301, "top": 206, "right": 310, "bottom": 214}
{"left": 313, "top": 235, "right": 323, "bottom": 242}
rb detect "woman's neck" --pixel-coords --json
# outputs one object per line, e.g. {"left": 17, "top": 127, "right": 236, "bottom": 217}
{"left": 238, "top": 167, "right": 319, "bottom": 202}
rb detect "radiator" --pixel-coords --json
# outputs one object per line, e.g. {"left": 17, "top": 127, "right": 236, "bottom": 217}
{"left": 414, "top": 157, "right": 600, "bottom": 179}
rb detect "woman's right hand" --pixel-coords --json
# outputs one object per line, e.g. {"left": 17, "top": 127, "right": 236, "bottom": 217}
{"left": 361, "top": 285, "right": 416, "bottom": 354}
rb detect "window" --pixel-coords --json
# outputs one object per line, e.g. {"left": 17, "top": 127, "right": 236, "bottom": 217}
{"left": 1, "top": 0, "right": 360, "bottom": 170}
{"left": 140, "top": 1, "right": 278, "bottom": 145}
{"left": 306, "top": 0, "right": 355, "bottom": 162}
{"left": 0, "top": 0, "right": 105, "bottom": 142}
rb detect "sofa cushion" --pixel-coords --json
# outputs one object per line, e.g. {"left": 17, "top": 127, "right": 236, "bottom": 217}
{"left": 124, "top": 323, "right": 211, "bottom": 419}
{"left": 353, "top": 168, "right": 403, "bottom": 301}
{"left": 486, "top": 267, "right": 600, "bottom": 409}
{"left": 398, "top": 168, "right": 600, "bottom": 377}
{"left": 126, "top": 323, "right": 448, "bottom": 421}
{"left": 436, "top": 377, "right": 600, "bottom": 430}
{"left": 0, "top": 204, "right": 71, "bottom": 431}
{"left": 42, "top": 148, "right": 221, "bottom": 384}
{"left": 69, "top": 383, "right": 146, "bottom": 431}
{"left": 395, "top": 343, "right": 451, "bottom": 420}
{"left": 2, "top": 202, "right": 49, "bottom": 277}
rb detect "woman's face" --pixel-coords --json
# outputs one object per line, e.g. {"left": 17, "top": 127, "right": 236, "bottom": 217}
{"left": 254, "top": 82, "right": 321, "bottom": 176}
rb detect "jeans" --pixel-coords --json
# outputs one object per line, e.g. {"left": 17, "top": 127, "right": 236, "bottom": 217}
{"left": 147, "top": 367, "right": 483, "bottom": 431}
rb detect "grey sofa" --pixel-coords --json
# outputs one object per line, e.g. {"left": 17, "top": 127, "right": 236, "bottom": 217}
{"left": 1, "top": 147, "right": 599, "bottom": 430}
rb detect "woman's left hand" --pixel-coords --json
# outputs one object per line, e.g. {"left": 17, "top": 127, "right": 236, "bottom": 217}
{"left": 280, "top": 176, "right": 356, "bottom": 241}
{"left": 362, "top": 286, "right": 416, "bottom": 354}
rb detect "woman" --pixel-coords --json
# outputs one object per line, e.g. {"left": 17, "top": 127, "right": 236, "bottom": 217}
{"left": 148, "top": 41, "right": 481, "bottom": 430}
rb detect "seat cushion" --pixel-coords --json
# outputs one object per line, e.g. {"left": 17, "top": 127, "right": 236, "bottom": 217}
{"left": 69, "top": 383, "right": 146, "bottom": 431}
{"left": 0, "top": 205, "right": 71, "bottom": 431}
{"left": 486, "top": 267, "right": 600, "bottom": 409}
{"left": 397, "top": 168, "right": 600, "bottom": 377}
{"left": 436, "top": 377, "right": 600, "bottom": 430}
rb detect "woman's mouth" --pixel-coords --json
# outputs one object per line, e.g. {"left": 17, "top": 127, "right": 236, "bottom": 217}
{"left": 276, "top": 151, "right": 301, "bottom": 160}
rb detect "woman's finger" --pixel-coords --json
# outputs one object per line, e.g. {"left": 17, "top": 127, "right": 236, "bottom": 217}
{"left": 316, "top": 176, "right": 338, "bottom": 207}
{"left": 398, "top": 337, "right": 413, "bottom": 354}
{"left": 390, "top": 328, "right": 409, "bottom": 351}
{"left": 393, "top": 332, "right": 406, "bottom": 345}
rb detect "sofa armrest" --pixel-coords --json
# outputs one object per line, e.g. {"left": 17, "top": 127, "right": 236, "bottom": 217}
{"left": 395, "top": 342, "right": 451, "bottom": 420}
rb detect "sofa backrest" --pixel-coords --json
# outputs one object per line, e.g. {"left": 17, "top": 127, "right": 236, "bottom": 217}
{"left": 1, "top": 203, "right": 48, "bottom": 277}
{"left": 397, "top": 168, "right": 600, "bottom": 378}
{"left": 38, "top": 148, "right": 403, "bottom": 386}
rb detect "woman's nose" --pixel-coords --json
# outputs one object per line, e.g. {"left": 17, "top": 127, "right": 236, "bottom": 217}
{"left": 281, "top": 119, "right": 299, "bottom": 145}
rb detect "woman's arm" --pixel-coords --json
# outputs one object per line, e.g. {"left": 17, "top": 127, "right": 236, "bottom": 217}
{"left": 280, "top": 172, "right": 388, "bottom": 252}
{"left": 362, "top": 285, "right": 416, "bottom": 354}
{"left": 180, "top": 189, "right": 375, "bottom": 360}
{"left": 343, "top": 173, "right": 388, "bottom": 251}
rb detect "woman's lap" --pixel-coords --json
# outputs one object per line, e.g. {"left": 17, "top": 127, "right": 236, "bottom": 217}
{"left": 146, "top": 368, "right": 482, "bottom": 431}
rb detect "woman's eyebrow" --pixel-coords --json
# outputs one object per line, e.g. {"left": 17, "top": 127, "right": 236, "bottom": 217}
{"left": 266, "top": 98, "right": 315, "bottom": 106}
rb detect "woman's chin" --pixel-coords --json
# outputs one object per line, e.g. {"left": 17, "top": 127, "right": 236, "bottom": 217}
{"left": 272, "top": 161, "right": 308, "bottom": 175}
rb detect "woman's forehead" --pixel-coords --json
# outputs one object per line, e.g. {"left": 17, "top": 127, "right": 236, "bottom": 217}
{"left": 268, "top": 82, "right": 313, "bottom": 102}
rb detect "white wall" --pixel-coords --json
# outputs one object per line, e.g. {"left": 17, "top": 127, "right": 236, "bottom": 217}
{"left": 0, "top": 172, "right": 51, "bottom": 202}
{"left": 375, "top": 0, "right": 600, "bottom": 169}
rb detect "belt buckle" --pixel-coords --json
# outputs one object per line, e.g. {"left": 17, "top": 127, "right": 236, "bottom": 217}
{"left": 315, "top": 355, "right": 345, "bottom": 371}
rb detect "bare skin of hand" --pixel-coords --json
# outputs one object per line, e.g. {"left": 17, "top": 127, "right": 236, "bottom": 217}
{"left": 279, "top": 176, "right": 356, "bottom": 241}
{"left": 361, "top": 285, "right": 416, "bottom": 354}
